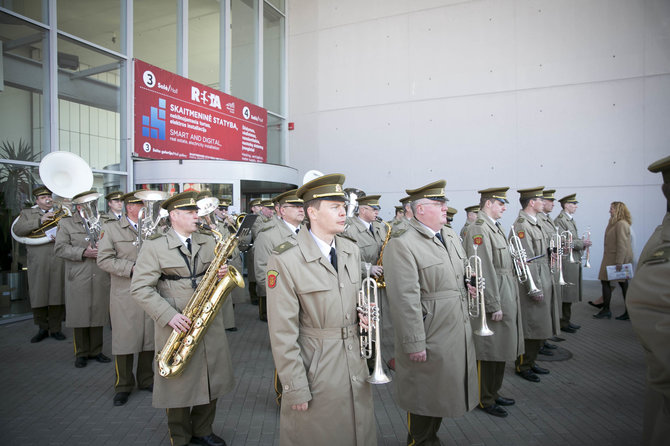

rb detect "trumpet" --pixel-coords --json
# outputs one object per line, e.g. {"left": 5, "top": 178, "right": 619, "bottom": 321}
{"left": 582, "top": 227, "right": 591, "bottom": 268}
{"left": 550, "top": 229, "right": 570, "bottom": 286}
{"left": 465, "top": 244, "right": 493, "bottom": 336}
{"left": 509, "top": 235, "right": 543, "bottom": 299}
{"left": 562, "top": 230, "right": 579, "bottom": 264}
{"left": 357, "top": 263, "right": 391, "bottom": 385}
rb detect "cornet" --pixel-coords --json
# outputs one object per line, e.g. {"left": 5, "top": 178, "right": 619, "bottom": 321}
{"left": 509, "top": 235, "right": 543, "bottom": 299}
{"left": 562, "top": 230, "right": 579, "bottom": 264}
{"left": 465, "top": 245, "right": 493, "bottom": 336}
{"left": 357, "top": 263, "right": 391, "bottom": 384}
{"left": 582, "top": 227, "right": 591, "bottom": 268}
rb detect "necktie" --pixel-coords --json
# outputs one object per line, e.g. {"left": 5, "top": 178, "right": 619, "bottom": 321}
{"left": 329, "top": 247, "right": 338, "bottom": 272}
{"left": 186, "top": 238, "right": 192, "bottom": 253}
{"left": 295, "top": 228, "right": 300, "bottom": 234}
{"left": 435, "top": 232, "right": 446, "bottom": 247}
{"left": 117, "top": 214, "right": 121, "bottom": 220}
{"left": 369, "top": 225, "right": 375, "bottom": 237}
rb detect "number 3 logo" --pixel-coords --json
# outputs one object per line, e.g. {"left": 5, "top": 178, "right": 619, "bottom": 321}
{"left": 143, "top": 70, "right": 156, "bottom": 88}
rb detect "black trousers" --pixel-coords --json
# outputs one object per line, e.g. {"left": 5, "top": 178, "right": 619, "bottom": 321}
{"left": 478, "top": 360, "right": 506, "bottom": 407}
{"left": 515, "top": 339, "right": 544, "bottom": 372}
{"left": 602, "top": 280, "right": 628, "bottom": 311}
{"left": 32, "top": 305, "right": 65, "bottom": 332}
{"left": 560, "top": 302, "right": 572, "bottom": 327}
{"left": 73, "top": 326, "right": 103, "bottom": 357}
{"left": 114, "top": 351, "right": 154, "bottom": 393}
{"left": 166, "top": 399, "right": 217, "bottom": 446}
{"left": 407, "top": 412, "right": 443, "bottom": 445}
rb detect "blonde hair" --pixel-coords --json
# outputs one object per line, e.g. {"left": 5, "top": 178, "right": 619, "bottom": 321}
{"left": 610, "top": 201, "right": 632, "bottom": 225}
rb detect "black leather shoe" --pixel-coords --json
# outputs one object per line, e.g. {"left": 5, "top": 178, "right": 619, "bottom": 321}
{"left": 89, "top": 353, "right": 111, "bottom": 363}
{"left": 588, "top": 300, "right": 604, "bottom": 309}
{"left": 139, "top": 384, "right": 153, "bottom": 392}
{"left": 75, "top": 357, "right": 87, "bottom": 368}
{"left": 568, "top": 323, "right": 581, "bottom": 330}
{"left": 593, "top": 310, "right": 612, "bottom": 319}
{"left": 516, "top": 370, "right": 540, "bottom": 382}
{"left": 561, "top": 325, "right": 577, "bottom": 333}
{"left": 50, "top": 331, "right": 66, "bottom": 340}
{"left": 113, "top": 392, "right": 129, "bottom": 406}
{"left": 479, "top": 404, "right": 508, "bottom": 418}
{"left": 495, "top": 396, "right": 515, "bottom": 406}
{"left": 531, "top": 365, "right": 550, "bottom": 375}
{"left": 543, "top": 342, "right": 557, "bottom": 349}
{"left": 191, "top": 433, "right": 227, "bottom": 446}
{"left": 225, "top": 327, "right": 238, "bottom": 332}
{"left": 538, "top": 347, "right": 554, "bottom": 356}
{"left": 549, "top": 336, "right": 565, "bottom": 342}
{"left": 31, "top": 329, "right": 49, "bottom": 343}
{"left": 616, "top": 312, "right": 629, "bottom": 321}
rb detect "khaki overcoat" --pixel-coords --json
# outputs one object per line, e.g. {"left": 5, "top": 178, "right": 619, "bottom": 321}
{"left": 266, "top": 229, "right": 376, "bottom": 446}
{"left": 553, "top": 211, "right": 585, "bottom": 302}
{"left": 97, "top": 218, "right": 154, "bottom": 354}
{"left": 343, "top": 217, "right": 386, "bottom": 276}
{"left": 12, "top": 207, "right": 64, "bottom": 307}
{"left": 215, "top": 221, "right": 239, "bottom": 329}
{"left": 254, "top": 220, "right": 299, "bottom": 290}
{"left": 55, "top": 213, "right": 110, "bottom": 328}
{"left": 240, "top": 214, "right": 273, "bottom": 289}
{"left": 130, "top": 229, "right": 235, "bottom": 408}
{"left": 383, "top": 218, "right": 478, "bottom": 418}
{"left": 510, "top": 211, "right": 556, "bottom": 340}
{"left": 627, "top": 212, "right": 670, "bottom": 446}
{"left": 537, "top": 212, "right": 561, "bottom": 335}
{"left": 459, "top": 221, "right": 471, "bottom": 243}
{"left": 598, "top": 220, "right": 634, "bottom": 281}
{"left": 465, "top": 214, "right": 524, "bottom": 362}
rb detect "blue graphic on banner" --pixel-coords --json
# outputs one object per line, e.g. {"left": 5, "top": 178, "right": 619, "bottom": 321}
{"left": 142, "top": 98, "right": 166, "bottom": 140}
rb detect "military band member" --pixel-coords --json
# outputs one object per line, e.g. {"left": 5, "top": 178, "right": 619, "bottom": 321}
{"left": 266, "top": 174, "right": 376, "bottom": 445}
{"left": 465, "top": 188, "right": 523, "bottom": 418}
{"left": 627, "top": 155, "right": 670, "bottom": 446}
{"left": 239, "top": 198, "right": 263, "bottom": 306}
{"left": 12, "top": 185, "right": 66, "bottom": 342}
{"left": 215, "top": 197, "right": 241, "bottom": 332}
{"left": 539, "top": 189, "right": 562, "bottom": 341}
{"left": 446, "top": 206, "right": 457, "bottom": 228}
{"left": 511, "top": 187, "right": 556, "bottom": 382}
{"left": 97, "top": 191, "right": 154, "bottom": 406}
{"left": 460, "top": 205, "right": 480, "bottom": 241}
{"left": 384, "top": 180, "right": 477, "bottom": 445}
{"left": 554, "top": 194, "right": 591, "bottom": 333}
{"left": 55, "top": 189, "right": 111, "bottom": 368}
{"left": 393, "top": 205, "right": 405, "bottom": 222}
{"left": 252, "top": 199, "right": 280, "bottom": 321}
{"left": 343, "top": 194, "right": 387, "bottom": 278}
{"left": 390, "top": 196, "right": 413, "bottom": 232}
{"left": 131, "top": 191, "right": 233, "bottom": 446}
{"left": 105, "top": 190, "right": 124, "bottom": 221}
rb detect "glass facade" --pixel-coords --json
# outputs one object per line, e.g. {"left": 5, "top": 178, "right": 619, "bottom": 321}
{"left": 0, "top": 0, "right": 287, "bottom": 320}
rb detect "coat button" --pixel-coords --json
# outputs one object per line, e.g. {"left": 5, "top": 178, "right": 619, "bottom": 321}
{"left": 345, "top": 313, "right": 350, "bottom": 320}
{"left": 284, "top": 384, "right": 289, "bottom": 390}
{"left": 352, "top": 376, "right": 357, "bottom": 382}
{"left": 347, "top": 344, "right": 352, "bottom": 350}
{"left": 340, "top": 283, "right": 344, "bottom": 288}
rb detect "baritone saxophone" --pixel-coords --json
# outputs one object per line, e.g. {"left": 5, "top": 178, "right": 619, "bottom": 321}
{"left": 157, "top": 214, "right": 258, "bottom": 378}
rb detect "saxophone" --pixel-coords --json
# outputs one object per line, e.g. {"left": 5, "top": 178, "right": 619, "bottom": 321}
{"left": 156, "top": 219, "right": 252, "bottom": 378}
{"left": 374, "top": 218, "right": 392, "bottom": 288}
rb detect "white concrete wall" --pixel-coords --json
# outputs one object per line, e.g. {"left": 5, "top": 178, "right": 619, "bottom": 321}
{"left": 287, "top": 0, "right": 670, "bottom": 280}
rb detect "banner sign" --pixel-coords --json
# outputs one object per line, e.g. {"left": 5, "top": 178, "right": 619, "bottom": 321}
{"left": 134, "top": 59, "right": 267, "bottom": 162}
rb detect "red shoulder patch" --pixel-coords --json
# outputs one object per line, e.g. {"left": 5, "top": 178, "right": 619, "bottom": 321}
{"left": 99, "top": 230, "right": 105, "bottom": 240}
{"left": 267, "top": 270, "right": 279, "bottom": 289}
{"left": 473, "top": 235, "right": 483, "bottom": 246}
{"left": 518, "top": 231, "right": 525, "bottom": 239}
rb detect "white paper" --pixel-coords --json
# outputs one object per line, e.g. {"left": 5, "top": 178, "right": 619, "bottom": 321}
{"left": 606, "top": 263, "right": 633, "bottom": 281}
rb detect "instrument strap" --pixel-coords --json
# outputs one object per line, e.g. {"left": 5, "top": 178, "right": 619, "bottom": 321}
{"left": 176, "top": 248, "right": 200, "bottom": 289}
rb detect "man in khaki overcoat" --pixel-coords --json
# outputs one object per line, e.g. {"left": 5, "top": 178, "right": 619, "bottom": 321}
{"left": 510, "top": 187, "right": 556, "bottom": 383}
{"left": 465, "top": 187, "right": 523, "bottom": 418}
{"left": 131, "top": 191, "right": 234, "bottom": 446}
{"left": 384, "top": 180, "right": 478, "bottom": 445}
{"left": 55, "top": 189, "right": 111, "bottom": 368}
{"left": 254, "top": 189, "right": 303, "bottom": 405}
{"left": 12, "top": 185, "right": 66, "bottom": 342}
{"left": 538, "top": 189, "right": 563, "bottom": 340}
{"left": 459, "top": 204, "right": 479, "bottom": 242}
{"left": 627, "top": 155, "right": 670, "bottom": 446}
{"left": 97, "top": 191, "right": 154, "bottom": 407}
{"left": 343, "top": 194, "right": 387, "bottom": 278}
{"left": 105, "top": 190, "right": 124, "bottom": 222}
{"left": 239, "top": 198, "right": 263, "bottom": 306}
{"left": 266, "top": 174, "right": 376, "bottom": 446}
{"left": 554, "top": 194, "right": 591, "bottom": 332}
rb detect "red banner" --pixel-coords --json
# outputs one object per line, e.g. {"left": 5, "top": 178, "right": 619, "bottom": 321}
{"left": 133, "top": 59, "right": 267, "bottom": 162}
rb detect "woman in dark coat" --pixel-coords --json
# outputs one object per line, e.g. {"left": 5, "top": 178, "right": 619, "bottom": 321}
{"left": 593, "top": 202, "right": 634, "bottom": 320}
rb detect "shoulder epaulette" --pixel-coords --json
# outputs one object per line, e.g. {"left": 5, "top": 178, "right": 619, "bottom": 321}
{"left": 259, "top": 225, "right": 274, "bottom": 233}
{"left": 475, "top": 218, "right": 485, "bottom": 226}
{"left": 336, "top": 233, "right": 357, "bottom": 243}
{"left": 390, "top": 228, "right": 408, "bottom": 238}
{"left": 641, "top": 245, "right": 670, "bottom": 265}
{"left": 148, "top": 232, "right": 163, "bottom": 240}
{"left": 273, "top": 240, "right": 296, "bottom": 254}
{"left": 516, "top": 217, "right": 525, "bottom": 224}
